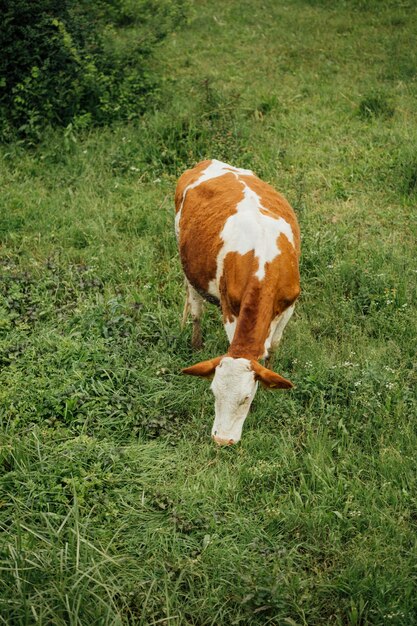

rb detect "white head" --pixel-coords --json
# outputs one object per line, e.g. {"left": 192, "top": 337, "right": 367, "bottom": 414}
{"left": 182, "top": 355, "right": 293, "bottom": 445}
{"left": 210, "top": 357, "right": 258, "bottom": 444}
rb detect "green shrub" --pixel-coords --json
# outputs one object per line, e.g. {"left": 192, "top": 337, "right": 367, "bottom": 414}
{"left": 0, "top": 0, "right": 188, "bottom": 142}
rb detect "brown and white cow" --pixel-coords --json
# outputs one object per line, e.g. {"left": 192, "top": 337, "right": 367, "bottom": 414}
{"left": 175, "top": 159, "right": 300, "bottom": 445}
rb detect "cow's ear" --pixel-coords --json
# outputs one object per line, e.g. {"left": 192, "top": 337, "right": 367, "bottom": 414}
{"left": 251, "top": 361, "right": 293, "bottom": 389}
{"left": 182, "top": 356, "right": 223, "bottom": 378}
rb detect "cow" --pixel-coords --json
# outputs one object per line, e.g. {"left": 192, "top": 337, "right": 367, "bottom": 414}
{"left": 175, "top": 159, "right": 300, "bottom": 445}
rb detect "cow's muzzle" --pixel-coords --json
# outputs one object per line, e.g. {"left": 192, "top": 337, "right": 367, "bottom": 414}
{"left": 212, "top": 435, "right": 236, "bottom": 446}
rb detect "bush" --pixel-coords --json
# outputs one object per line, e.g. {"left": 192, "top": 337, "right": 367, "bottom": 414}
{"left": 0, "top": 0, "right": 188, "bottom": 142}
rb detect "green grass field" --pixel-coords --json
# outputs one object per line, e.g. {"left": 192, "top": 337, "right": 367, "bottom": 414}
{"left": 1, "top": 0, "right": 417, "bottom": 623}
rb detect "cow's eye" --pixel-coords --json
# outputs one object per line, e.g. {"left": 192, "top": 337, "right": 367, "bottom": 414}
{"left": 239, "top": 395, "right": 250, "bottom": 406}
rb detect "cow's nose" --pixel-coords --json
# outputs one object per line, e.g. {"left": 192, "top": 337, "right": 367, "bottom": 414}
{"left": 212, "top": 435, "right": 235, "bottom": 446}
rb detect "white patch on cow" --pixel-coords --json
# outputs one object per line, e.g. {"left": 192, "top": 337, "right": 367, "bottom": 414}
{"left": 207, "top": 278, "right": 220, "bottom": 300}
{"left": 224, "top": 317, "right": 236, "bottom": 343}
{"left": 271, "top": 305, "right": 295, "bottom": 350}
{"left": 210, "top": 356, "right": 258, "bottom": 444}
{"left": 179, "top": 159, "right": 253, "bottom": 211}
{"left": 214, "top": 181, "right": 294, "bottom": 286}
{"left": 263, "top": 304, "right": 295, "bottom": 357}
{"left": 264, "top": 314, "right": 281, "bottom": 357}
{"left": 175, "top": 209, "right": 181, "bottom": 241}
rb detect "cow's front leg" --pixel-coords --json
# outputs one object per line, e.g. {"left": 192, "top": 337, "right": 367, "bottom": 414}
{"left": 182, "top": 280, "right": 204, "bottom": 350}
{"left": 264, "top": 305, "right": 295, "bottom": 368}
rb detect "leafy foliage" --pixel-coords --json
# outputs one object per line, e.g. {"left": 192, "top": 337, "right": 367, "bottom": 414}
{"left": 0, "top": 0, "right": 188, "bottom": 141}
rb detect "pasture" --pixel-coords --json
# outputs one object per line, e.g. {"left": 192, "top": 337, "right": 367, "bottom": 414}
{"left": 1, "top": 0, "right": 417, "bottom": 623}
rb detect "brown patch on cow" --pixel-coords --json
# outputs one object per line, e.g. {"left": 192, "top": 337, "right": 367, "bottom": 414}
{"left": 271, "top": 233, "right": 301, "bottom": 310}
{"left": 220, "top": 250, "right": 258, "bottom": 322}
{"left": 227, "top": 277, "right": 277, "bottom": 359}
{"left": 225, "top": 235, "right": 300, "bottom": 360}
{"left": 176, "top": 169, "right": 244, "bottom": 293}
{"left": 175, "top": 160, "right": 211, "bottom": 213}
{"left": 251, "top": 360, "right": 293, "bottom": 388}
{"left": 182, "top": 355, "right": 223, "bottom": 378}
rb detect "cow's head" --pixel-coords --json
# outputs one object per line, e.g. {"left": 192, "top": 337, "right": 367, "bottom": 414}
{"left": 182, "top": 356, "right": 293, "bottom": 444}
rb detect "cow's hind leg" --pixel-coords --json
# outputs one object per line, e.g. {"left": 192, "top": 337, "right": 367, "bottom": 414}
{"left": 265, "top": 305, "right": 295, "bottom": 369}
{"left": 182, "top": 280, "right": 204, "bottom": 350}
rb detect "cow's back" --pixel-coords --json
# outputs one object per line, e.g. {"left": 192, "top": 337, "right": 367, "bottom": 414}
{"left": 175, "top": 160, "right": 300, "bottom": 307}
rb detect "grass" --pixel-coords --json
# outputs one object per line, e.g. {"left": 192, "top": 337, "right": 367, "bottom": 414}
{"left": 1, "top": 0, "right": 417, "bottom": 623}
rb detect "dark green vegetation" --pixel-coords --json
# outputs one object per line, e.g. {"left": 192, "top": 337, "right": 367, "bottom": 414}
{"left": 0, "top": 0, "right": 188, "bottom": 142}
{"left": 1, "top": 0, "right": 417, "bottom": 623}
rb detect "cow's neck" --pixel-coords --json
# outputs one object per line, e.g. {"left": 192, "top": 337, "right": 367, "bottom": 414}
{"left": 227, "top": 279, "right": 275, "bottom": 360}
